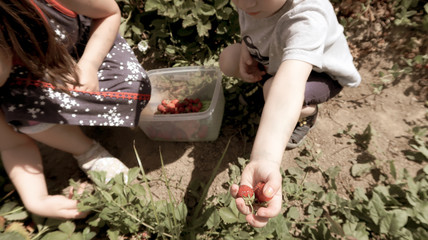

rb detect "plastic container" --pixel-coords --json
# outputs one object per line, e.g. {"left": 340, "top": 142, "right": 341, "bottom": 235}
{"left": 139, "top": 66, "right": 225, "bottom": 141}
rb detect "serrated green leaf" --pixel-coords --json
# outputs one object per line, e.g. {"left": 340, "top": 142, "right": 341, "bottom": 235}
{"left": 196, "top": 20, "right": 211, "bottom": 37}
{"left": 218, "top": 207, "right": 240, "bottom": 224}
{"left": 206, "top": 209, "right": 221, "bottom": 229}
{"left": 286, "top": 206, "right": 300, "bottom": 220}
{"left": 415, "top": 201, "right": 428, "bottom": 224}
{"left": 380, "top": 210, "right": 408, "bottom": 234}
{"left": 368, "top": 192, "right": 387, "bottom": 224}
{"left": 107, "top": 229, "right": 120, "bottom": 240}
{"left": 82, "top": 227, "right": 96, "bottom": 240}
{"left": 196, "top": 2, "right": 216, "bottom": 16}
{"left": 182, "top": 15, "right": 196, "bottom": 28}
{"left": 343, "top": 222, "right": 369, "bottom": 240}
{"left": 144, "top": 0, "right": 162, "bottom": 12}
{"left": 58, "top": 221, "right": 75, "bottom": 235}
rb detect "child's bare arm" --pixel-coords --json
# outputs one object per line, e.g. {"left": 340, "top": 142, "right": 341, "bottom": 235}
{"left": 57, "top": 0, "right": 121, "bottom": 92}
{"left": 232, "top": 59, "right": 312, "bottom": 227}
{"left": 0, "top": 113, "right": 87, "bottom": 219}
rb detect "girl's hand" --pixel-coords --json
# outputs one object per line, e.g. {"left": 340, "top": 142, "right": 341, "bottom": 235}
{"left": 73, "top": 63, "right": 100, "bottom": 92}
{"left": 230, "top": 160, "right": 282, "bottom": 228}
{"left": 25, "top": 194, "right": 89, "bottom": 219}
{"left": 239, "top": 43, "right": 266, "bottom": 83}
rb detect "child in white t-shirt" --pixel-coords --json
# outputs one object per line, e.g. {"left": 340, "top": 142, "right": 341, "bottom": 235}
{"left": 219, "top": 0, "right": 361, "bottom": 227}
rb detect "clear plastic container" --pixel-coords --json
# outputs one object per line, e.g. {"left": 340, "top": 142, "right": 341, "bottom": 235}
{"left": 139, "top": 66, "right": 225, "bottom": 141}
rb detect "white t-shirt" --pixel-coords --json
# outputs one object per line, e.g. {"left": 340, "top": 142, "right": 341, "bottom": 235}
{"left": 238, "top": 0, "right": 361, "bottom": 87}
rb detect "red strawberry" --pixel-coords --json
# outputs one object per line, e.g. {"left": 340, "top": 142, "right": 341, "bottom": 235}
{"left": 171, "top": 99, "right": 179, "bottom": 105}
{"left": 254, "top": 182, "right": 273, "bottom": 203}
{"left": 237, "top": 185, "right": 254, "bottom": 198}
{"left": 157, "top": 104, "right": 167, "bottom": 113}
{"left": 166, "top": 102, "right": 175, "bottom": 109}
{"left": 191, "top": 105, "right": 199, "bottom": 112}
{"left": 237, "top": 184, "right": 255, "bottom": 211}
{"left": 161, "top": 99, "right": 168, "bottom": 106}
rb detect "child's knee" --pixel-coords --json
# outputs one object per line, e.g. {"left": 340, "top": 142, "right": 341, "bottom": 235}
{"left": 219, "top": 43, "right": 241, "bottom": 77}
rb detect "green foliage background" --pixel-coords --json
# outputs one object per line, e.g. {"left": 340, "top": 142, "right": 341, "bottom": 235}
{"left": 0, "top": 0, "right": 427, "bottom": 239}
{"left": 117, "top": 0, "right": 240, "bottom": 65}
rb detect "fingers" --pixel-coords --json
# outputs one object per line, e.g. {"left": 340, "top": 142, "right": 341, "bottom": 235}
{"left": 235, "top": 198, "right": 253, "bottom": 215}
{"left": 246, "top": 214, "right": 270, "bottom": 228}
{"left": 255, "top": 196, "right": 282, "bottom": 219}
{"left": 230, "top": 184, "right": 239, "bottom": 198}
{"left": 68, "top": 182, "right": 87, "bottom": 199}
{"left": 57, "top": 198, "right": 88, "bottom": 219}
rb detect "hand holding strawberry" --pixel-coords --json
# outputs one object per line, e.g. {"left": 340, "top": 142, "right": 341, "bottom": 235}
{"left": 230, "top": 160, "right": 283, "bottom": 228}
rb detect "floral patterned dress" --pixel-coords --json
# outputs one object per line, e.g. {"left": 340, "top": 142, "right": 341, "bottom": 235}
{"left": 0, "top": 0, "right": 151, "bottom": 128}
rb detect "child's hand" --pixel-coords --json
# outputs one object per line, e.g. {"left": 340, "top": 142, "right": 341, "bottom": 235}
{"left": 25, "top": 194, "right": 89, "bottom": 219}
{"left": 230, "top": 160, "right": 282, "bottom": 228}
{"left": 73, "top": 63, "right": 100, "bottom": 92}
{"left": 239, "top": 44, "right": 266, "bottom": 83}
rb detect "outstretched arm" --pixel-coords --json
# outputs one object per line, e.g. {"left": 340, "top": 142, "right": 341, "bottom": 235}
{"left": 58, "top": 0, "right": 121, "bottom": 92}
{"left": 231, "top": 59, "right": 312, "bottom": 227}
{"left": 0, "top": 112, "right": 87, "bottom": 219}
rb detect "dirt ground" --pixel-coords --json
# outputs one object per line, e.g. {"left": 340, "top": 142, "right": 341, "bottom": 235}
{"left": 40, "top": 18, "right": 427, "bottom": 210}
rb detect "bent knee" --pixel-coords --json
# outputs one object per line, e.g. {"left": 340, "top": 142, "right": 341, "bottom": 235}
{"left": 219, "top": 44, "right": 241, "bottom": 77}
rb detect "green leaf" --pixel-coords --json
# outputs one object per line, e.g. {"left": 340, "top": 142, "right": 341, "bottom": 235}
{"left": 351, "top": 163, "right": 373, "bottom": 177}
{"left": 3, "top": 211, "right": 28, "bottom": 221}
{"left": 58, "top": 221, "right": 76, "bottom": 235}
{"left": 379, "top": 210, "right": 408, "bottom": 235}
{"left": 182, "top": 15, "right": 196, "bottom": 28}
{"left": 206, "top": 209, "right": 221, "bottom": 229}
{"left": 343, "top": 222, "right": 369, "bottom": 240}
{"left": 196, "top": 20, "right": 211, "bottom": 37}
{"left": 368, "top": 192, "right": 387, "bottom": 224}
{"left": 286, "top": 206, "right": 300, "bottom": 220}
{"left": 415, "top": 201, "right": 428, "bottom": 224}
{"left": 196, "top": 2, "right": 216, "bottom": 16}
{"left": 144, "top": 0, "right": 162, "bottom": 12}
{"left": 0, "top": 232, "right": 27, "bottom": 240}
{"left": 218, "top": 207, "right": 239, "bottom": 224}
{"left": 0, "top": 202, "right": 17, "bottom": 215}
{"left": 107, "top": 229, "right": 120, "bottom": 240}
{"left": 41, "top": 231, "right": 69, "bottom": 240}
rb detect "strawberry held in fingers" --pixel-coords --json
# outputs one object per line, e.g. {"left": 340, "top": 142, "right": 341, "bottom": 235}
{"left": 237, "top": 184, "right": 255, "bottom": 208}
{"left": 237, "top": 184, "right": 254, "bottom": 198}
{"left": 254, "top": 182, "right": 273, "bottom": 203}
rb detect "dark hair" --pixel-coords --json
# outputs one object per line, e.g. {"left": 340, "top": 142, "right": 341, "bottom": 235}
{"left": 0, "top": 0, "right": 79, "bottom": 90}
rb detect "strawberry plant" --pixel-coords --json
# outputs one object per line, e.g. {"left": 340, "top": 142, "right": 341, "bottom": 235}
{"left": 117, "top": 0, "right": 240, "bottom": 64}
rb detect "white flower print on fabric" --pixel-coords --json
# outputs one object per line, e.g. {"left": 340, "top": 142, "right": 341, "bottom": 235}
{"left": 99, "top": 106, "right": 127, "bottom": 126}
{"left": 43, "top": 88, "right": 80, "bottom": 110}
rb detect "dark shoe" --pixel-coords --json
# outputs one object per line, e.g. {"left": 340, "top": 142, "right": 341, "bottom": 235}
{"left": 286, "top": 106, "right": 318, "bottom": 150}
